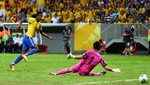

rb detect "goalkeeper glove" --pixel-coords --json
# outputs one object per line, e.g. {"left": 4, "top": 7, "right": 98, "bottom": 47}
{"left": 67, "top": 53, "right": 75, "bottom": 59}
{"left": 112, "top": 68, "right": 121, "bottom": 73}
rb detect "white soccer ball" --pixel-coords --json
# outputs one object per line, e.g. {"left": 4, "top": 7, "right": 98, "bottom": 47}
{"left": 139, "top": 74, "right": 148, "bottom": 83}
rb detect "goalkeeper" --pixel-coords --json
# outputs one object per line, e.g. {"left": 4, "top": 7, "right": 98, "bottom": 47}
{"left": 50, "top": 41, "right": 120, "bottom": 76}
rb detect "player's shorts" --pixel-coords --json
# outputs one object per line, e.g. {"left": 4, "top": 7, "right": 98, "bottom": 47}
{"left": 64, "top": 40, "right": 71, "bottom": 49}
{"left": 71, "top": 60, "right": 89, "bottom": 76}
{"left": 22, "top": 35, "right": 37, "bottom": 51}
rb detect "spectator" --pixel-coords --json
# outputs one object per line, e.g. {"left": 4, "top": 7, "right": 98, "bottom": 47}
{"left": 144, "top": 16, "right": 149, "bottom": 23}
{"left": 38, "top": 0, "right": 45, "bottom": 12}
{"left": 68, "top": 9, "right": 75, "bottom": 23}
{"left": 119, "top": 11, "right": 126, "bottom": 22}
{"left": 99, "top": 38, "right": 107, "bottom": 55}
{"left": 62, "top": 25, "right": 72, "bottom": 54}
{"left": 32, "top": 4, "right": 37, "bottom": 15}
{"left": 129, "top": 4, "right": 135, "bottom": 14}
{"left": 21, "top": 12, "right": 26, "bottom": 19}
{"left": 4, "top": 7, "right": 11, "bottom": 22}
{"left": 18, "top": 34, "right": 23, "bottom": 52}
{"left": 144, "top": 0, "right": 150, "bottom": 15}
{"left": 51, "top": 13, "right": 59, "bottom": 23}
{"left": 139, "top": 5, "right": 146, "bottom": 15}
{"left": 98, "top": 9, "right": 105, "bottom": 17}
{"left": 0, "top": 0, "right": 5, "bottom": 16}
{"left": 123, "top": 38, "right": 136, "bottom": 56}
{"left": 13, "top": 34, "right": 20, "bottom": 53}
{"left": 62, "top": 8, "right": 68, "bottom": 19}
{"left": 123, "top": 27, "right": 133, "bottom": 56}
{"left": 92, "top": 16, "right": 99, "bottom": 23}
{"left": 0, "top": 16, "right": 3, "bottom": 23}
{"left": 63, "top": 15, "right": 70, "bottom": 23}
{"left": 45, "top": 14, "right": 51, "bottom": 23}
{"left": 104, "top": 10, "right": 113, "bottom": 24}
{"left": 98, "top": 0, "right": 104, "bottom": 7}
{"left": 112, "top": 10, "right": 120, "bottom": 19}
{"left": 100, "top": 15, "right": 106, "bottom": 24}
{"left": 6, "top": 34, "right": 13, "bottom": 53}
{"left": 26, "top": 10, "right": 32, "bottom": 18}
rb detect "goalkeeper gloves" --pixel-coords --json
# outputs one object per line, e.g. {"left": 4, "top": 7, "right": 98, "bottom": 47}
{"left": 67, "top": 53, "right": 75, "bottom": 59}
{"left": 112, "top": 68, "right": 121, "bottom": 73}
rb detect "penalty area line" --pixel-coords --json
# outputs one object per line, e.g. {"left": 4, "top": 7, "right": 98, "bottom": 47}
{"left": 66, "top": 78, "right": 150, "bottom": 85}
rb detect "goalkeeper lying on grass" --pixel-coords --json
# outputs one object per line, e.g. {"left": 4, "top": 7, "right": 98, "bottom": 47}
{"left": 50, "top": 41, "right": 120, "bottom": 76}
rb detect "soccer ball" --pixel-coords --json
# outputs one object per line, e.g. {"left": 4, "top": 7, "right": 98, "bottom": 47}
{"left": 139, "top": 74, "right": 148, "bottom": 83}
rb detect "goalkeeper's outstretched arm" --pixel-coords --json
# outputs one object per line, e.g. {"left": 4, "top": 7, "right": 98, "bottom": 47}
{"left": 104, "top": 66, "right": 121, "bottom": 73}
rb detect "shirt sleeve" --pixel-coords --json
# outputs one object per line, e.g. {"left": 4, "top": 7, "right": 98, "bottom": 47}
{"left": 99, "top": 58, "right": 107, "bottom": 67}
{"left": 124, "top": 30, "right": 127, "bottom": 34}
{"left": 26, "top": 18, "right": 35, "bottom": 24}
{"left": 82, "top": 51, "right": 88, "bottom": 59}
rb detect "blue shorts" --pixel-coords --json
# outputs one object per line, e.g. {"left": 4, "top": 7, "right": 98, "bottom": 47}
{"left": 22, "top": 35, "right": 37, "bottom": 51}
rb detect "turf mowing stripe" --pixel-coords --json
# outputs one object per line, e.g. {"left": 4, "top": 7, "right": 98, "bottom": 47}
{"left": 29, "top": 59, "right": 66, "bottom": 61}
{"left": 67, "top": 78, "right": 150, "bottom": 85}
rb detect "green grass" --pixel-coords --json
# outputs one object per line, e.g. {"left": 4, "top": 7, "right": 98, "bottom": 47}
{"left": 0, "top": 53, "right": 150, "bottom": 85}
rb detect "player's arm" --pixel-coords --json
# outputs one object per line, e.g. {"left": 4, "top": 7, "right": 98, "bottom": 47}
{"left": 67, "top": 52, "right": 87, "bottom": 59}
{"left": 67, "top": 54, "right": 83, "bottom": 59}
{"left": 62, "top": 31, "right": 69, "bottom": 38}
{"left": 100, "top": 59, "right": 121, "bottom": 72}
{"left": 16, "top": 18, "right": 26, "bottom": 31}
{"left": 40, "top": 31, "right": 54, "bottom": 40}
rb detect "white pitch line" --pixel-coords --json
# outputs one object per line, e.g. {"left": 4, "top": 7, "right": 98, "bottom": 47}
{"left": 66, "top": 78, "right": 150, "bottom": 85}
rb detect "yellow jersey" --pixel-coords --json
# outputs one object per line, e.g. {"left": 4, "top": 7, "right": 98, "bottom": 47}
{"left": 0, "top": 0, "right": 5, "bottom": 9}
{"left": 26, "top": 18, "right": 42, "bottom": 37}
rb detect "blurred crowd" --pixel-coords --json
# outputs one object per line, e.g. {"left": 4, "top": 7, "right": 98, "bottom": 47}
{"left": 0, "top": 0, "right": 150, "bottom": 23}
{"left": 0, "top": 29, "right": 38, "bottom": 53}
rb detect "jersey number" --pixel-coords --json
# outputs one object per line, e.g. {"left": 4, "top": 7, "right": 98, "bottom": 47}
{"left": 88, "top": 57, "right": 94, "bottom": 64}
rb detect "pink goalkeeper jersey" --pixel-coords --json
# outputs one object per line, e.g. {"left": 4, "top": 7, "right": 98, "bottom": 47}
{"left": 78, "top": 50, "right": 107, "bottom": 74}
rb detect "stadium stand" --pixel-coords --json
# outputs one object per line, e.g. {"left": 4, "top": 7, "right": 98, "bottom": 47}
{"left": 0, "top": 0, "right": 149, "bottom": 23}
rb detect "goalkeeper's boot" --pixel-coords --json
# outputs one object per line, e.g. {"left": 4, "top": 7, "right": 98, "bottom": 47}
{"left": 49, "top": 72, "right": 56, "bottom": 75}
{"left": 100, "top": 71, "right": 107, "bottom": 75}
{"left": 9, "top": 64, "right": 14, "bottom": 71}
{"left": 22, "top": 54, "right": 27, "bottom": 62}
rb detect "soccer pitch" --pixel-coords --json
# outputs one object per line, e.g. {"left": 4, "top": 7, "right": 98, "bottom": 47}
{"left": 0, "top": 53, "right": 150, "bottom": 85}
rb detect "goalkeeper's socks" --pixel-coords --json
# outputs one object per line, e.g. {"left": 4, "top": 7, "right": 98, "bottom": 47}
{"left": 55, "top": 68, "right": 70, "bottom": 75}
{"left": 25, "top": 48, "right": 37, "bottom": 56}
{"left": 11, "top": 55, "right": 23, "bottom": 66}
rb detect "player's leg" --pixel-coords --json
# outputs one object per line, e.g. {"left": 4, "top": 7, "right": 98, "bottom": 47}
{"left": 127, "top": 48, "right": 132, "bottom": 56}
{"left": 68, "top": 41, "right": 72, "bottom": 53}
{"left": 9, "top": 50, "right": 27, "bottom": 71}
{"left": 88, "top": 71, "right": 107, "bottom": 76}
{"left": 64, "top": 42, "right": 67, "bottom": 54}
{"left": 21, "top": 36, "right": 39, "bottom": 62}
{"left": 50, "top": 62, "right": 80, "bottom": 75}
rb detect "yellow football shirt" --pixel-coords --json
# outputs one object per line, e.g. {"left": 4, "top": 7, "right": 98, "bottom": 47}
{"left": 38, "top": 0, "right": 45, "bottom": 5}
{"left": 26, "top": 18, "right": 42, "bottom": 37}
{"left": 57, "top": 11, "right": 62, "bottom": 18}
{"left": 9, "top": 0, "right": 14, "bottom": 6}
{"left": 0, "top": 0, "right": 5, "bottom": 9}
{"left": 69, "top": 11, "right": 74, "bottom": 20}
